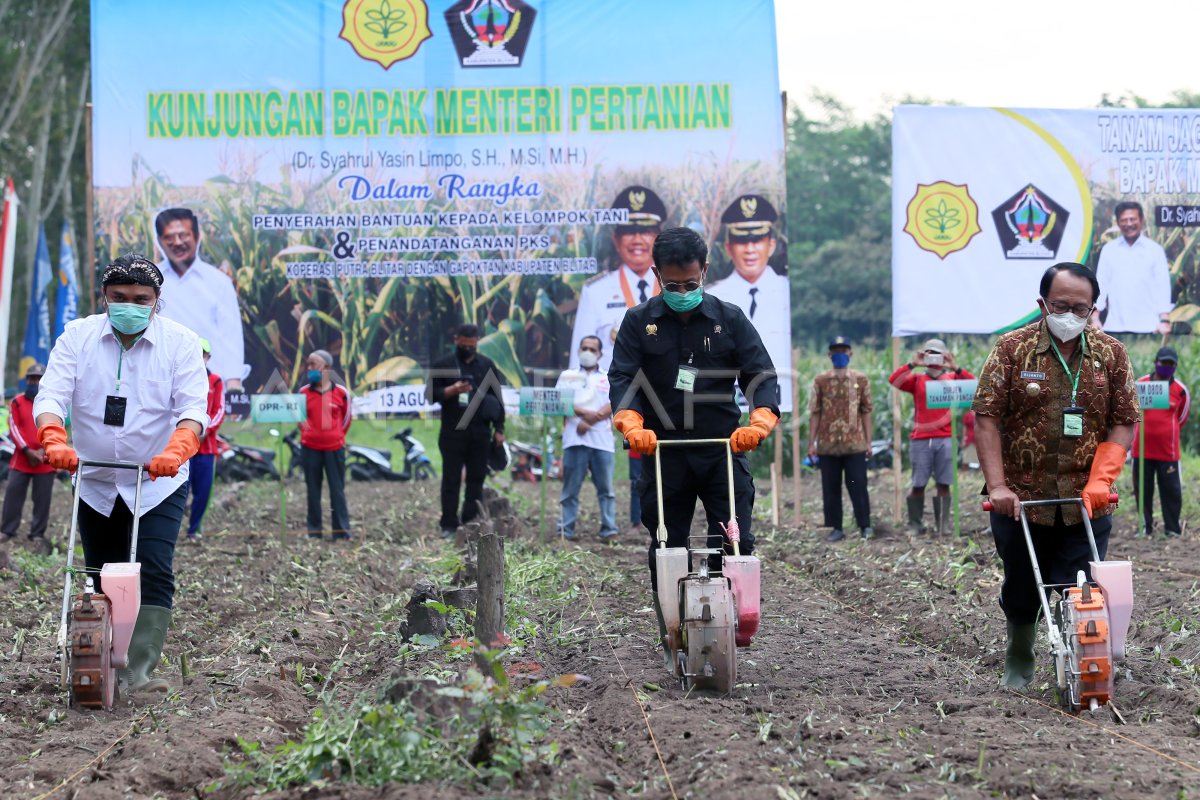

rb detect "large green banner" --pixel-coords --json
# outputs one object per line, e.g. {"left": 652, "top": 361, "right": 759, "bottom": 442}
{"left": 91, "top": 0, "right": 789, "bottom": 412}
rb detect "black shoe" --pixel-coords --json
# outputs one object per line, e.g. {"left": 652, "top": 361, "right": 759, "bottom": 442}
{"left": 825, "top": 529, "right": 845, "bottom": 542}
{"left": 440, "top": 528, "right": 457, "bottom": 540}
{"left": 1165, "top": 529, "right": 1182, "bottom": 538}
{"left": 861, "top": 527, "right": 875, "bottom": 540}
{"left": 307, "top": 532, "right": 323, "bottom": 540}
{"left": 332, "top": 532, "right": 352, "bottom": 541}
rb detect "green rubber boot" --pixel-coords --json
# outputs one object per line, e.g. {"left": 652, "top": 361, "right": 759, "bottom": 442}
{"left": 1001, "top": 621, "right": 1037, "bottom": 690}
{"left": 121, "top": 605, "right": 172, "bottom": 695}
{"left": 906, "top": 496, "right": 925, "bottom": 536}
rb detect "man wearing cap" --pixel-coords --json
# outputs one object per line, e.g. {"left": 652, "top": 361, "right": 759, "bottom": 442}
{"left": 34, "top": 253, "right": 209, "bottom": 694}
{"left": 571, "top": 185, "right": 667, "bottom": 535}
{"left": 0, "top": 364, "right": 56, "bottom": 554}
{"left": 609, "top": 227, "right": 779, "bottom": 659}
{"left": 299, "top": 349, "right": 353, "bottom": 540}
{"left": 973, "top": 262, "right": 1137, "bottom": 689}
{"left": 184, "top": 339, "right": 225, "bottom": 542}
{"left": 889, "top": 338, "right": 976, "bottom": 536}
{"left": 154, "top": 207, "right": 247, "bottom": 390}
{"left": 708, "top": 194, "right": 792, "bottom": 407}
{"left": 809, "top": 336, "right": 873, "bottom": 541}
{"left": 427, "top": 324, "right": 506, "bottom": 539}
{"left": 1131, "top": 346, "right": 1190, "bottom": 538}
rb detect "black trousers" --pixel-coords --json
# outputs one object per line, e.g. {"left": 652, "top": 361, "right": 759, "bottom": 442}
{"left": 301, "top": 446, "right": 351, "bottom": 537}
{"left": 1130, "top": 458, "right": 1182, "bottom": 534}
{"left": 638, "top": 447, "right": 755, "bottom": 591}
{"left": 439, "top": 427, "right": 490, "bottom": 530}
{"left": 1, "top": 470, "right": 54, "bottom": 539}
{"left": 990, "top": 510, "right": 1111, "bottom": 626}
{"left": 818, "top": 453, "right": 871, "bottom": 530}
{"left": 79, "top": 484, "right": 187, "bottom": 609}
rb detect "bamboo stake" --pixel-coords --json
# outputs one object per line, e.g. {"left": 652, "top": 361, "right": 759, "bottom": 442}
{"left": 84, "top": 103, "right": 95, "bottom": 313}
{"left": 892, "top": 337, "right": 903, "bottom": 523}
{"left": 791, "top": 346, "right": 801, "bottom": 528}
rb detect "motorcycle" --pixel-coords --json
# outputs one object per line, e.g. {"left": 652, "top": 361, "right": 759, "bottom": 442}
{"left": 0, "top": 431, "right": 13, "bottom": 482}
{"left": 393, "top": 427, "right": 437, "bottom": 481}
{"left": 346, "top": 441, "right": 406, "bottom": 481}
{"left": 215, "top": 435, "right": 281, "bottom": 482}
{"left": 508, "top": 437, "right": 561, "bottom": 482}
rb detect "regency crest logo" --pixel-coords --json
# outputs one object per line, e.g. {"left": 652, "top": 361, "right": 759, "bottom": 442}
{"left": 339, "top": 0, "right": 433, "bottom": 70}
{"left": 444, "top": 0, "right": 537, "bottom": 68}
{"left": 991, "top": 184, "right": 1069, "bottom": 259}
{"left": 903, "top": 181, "right": 982, "bottom": 260}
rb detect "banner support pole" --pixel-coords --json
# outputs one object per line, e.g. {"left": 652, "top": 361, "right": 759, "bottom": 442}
{"left": 1138, "top": 406, "right": 1145, "bottom": 537}
{"left": 951, "top": 409, "right": 959, "bottom": 537}
{"left": 791, "top": 346, "right": 801, "bottom": 528}
{"left": 84, "top": 103, "right": 96, "bottom": 315}
{"left": 892, "top": 337, "right": 902, "bottom": 523}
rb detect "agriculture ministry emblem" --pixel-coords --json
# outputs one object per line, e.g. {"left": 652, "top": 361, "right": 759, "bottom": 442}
{"left": 903, "top": 181, "right": 982, "bottom": 260}
{"left": 339, "top": 0, "right": 433, "bottom": 70}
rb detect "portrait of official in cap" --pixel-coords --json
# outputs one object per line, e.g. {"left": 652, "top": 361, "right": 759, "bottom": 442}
{"left": 569, "top": 184, "right": 667, "bottom": 371}
{"left": 708, "top": 193, "right": 791, "bottom": 408}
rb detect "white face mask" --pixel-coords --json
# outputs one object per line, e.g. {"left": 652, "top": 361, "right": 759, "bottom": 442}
{"left": 578, "top": 350, "right": 599, "bottom": 369}
{"left": 1046, "top": 311, "right": 1087, "bottom": 342}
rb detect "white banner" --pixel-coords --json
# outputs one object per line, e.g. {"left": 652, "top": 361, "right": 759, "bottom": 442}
{"left": 892, "top": 106, "right": 1200, "bottom": 336}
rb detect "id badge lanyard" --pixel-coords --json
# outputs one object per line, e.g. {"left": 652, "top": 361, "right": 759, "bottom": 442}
{"left": 1049, "top": 334, "right": 1085, "bottom": 437}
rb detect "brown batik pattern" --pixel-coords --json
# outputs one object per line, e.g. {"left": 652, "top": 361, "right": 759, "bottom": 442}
{"left": 809, "top": 369, "right": 873, "bottom": 455}
{"left": 972, "top": 320, "right": 1139, "bottom": 525}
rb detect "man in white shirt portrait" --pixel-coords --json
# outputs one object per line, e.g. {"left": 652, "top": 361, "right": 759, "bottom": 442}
{"left": 1095, "top": 201, "right": 1172, "bottom": 334}
{"left": 707, "top": 194, "right": 791, "bottom": 406}
{"left": 569, "top": 185, "right": 666, "bottom": 371}
{"left": 35, "top": 253, "right": 209, "bottom": 696}
{"left": 154, "top": 207, "right": 247, "bottom": 389}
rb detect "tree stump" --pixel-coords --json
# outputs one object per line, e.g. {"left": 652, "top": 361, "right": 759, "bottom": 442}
{"left": 398, "top": 579, "right": 446, "bottom": 642}
{"left": 474, "top": 531, "right": 505, "bottom": 671}
{"left": 443, "top": 584, "right": 479, "bottom": 610}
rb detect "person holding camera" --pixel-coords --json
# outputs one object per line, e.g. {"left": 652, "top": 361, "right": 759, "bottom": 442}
{"left": 427, "top": 324, "right": 506, "bottom": 539}
{"left": 889, "top": 338, "right": 976, "bottom": 536}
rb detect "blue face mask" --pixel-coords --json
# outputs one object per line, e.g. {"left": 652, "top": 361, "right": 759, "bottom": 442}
{"left": 307, "top": 369, "right": 322, "bottom": 385}
{"left": 663, "top": 286, "right": 704, "bottom": 313}
{"left": 831, "top": 352, "right": 851, "bottom": 369}
{"left": 107, "top": 302, "right": 153, "bottom": 335}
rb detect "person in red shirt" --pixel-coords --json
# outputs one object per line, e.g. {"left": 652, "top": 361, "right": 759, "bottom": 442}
{"left": 889, "top": 338, "right": 976, "bottom": 536}
{"left": 0, "top": 364, "right": 57, "bottom": 554}
{"left": 185, "top": 339, "right": 224, "bottom": 542}
{"left": 299, "top": 349, "right": 352, "bottom": 540}
{"left": 1132, "top": 346, "right": 1190, "bottom": 538}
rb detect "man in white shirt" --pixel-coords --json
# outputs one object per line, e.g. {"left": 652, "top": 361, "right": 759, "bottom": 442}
{"left": 35, "top": 254, "right": 209, "bottom": 695}
{"left": 707, "top": 194, "right": 791, "bottom": 407}
{"left": 570, "top": 185, "right": 666, "bottom": 371}
{"left": 154, "top": 208, "right": 247, "bottom": 389}
{"left": 1095, "top": 201, "right": 1172, "bottom": 334}
{"left": 556, "top": 336, "right": 617, "bottom": 541}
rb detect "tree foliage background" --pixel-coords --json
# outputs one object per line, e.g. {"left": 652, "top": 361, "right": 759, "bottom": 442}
{"left": 0, "top": 0, "right": 90, "bottom": 380}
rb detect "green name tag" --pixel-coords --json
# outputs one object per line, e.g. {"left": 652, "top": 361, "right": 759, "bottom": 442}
{"left": 459, "top": 392, "right": 469, "bottom": 407}
{"left": 1063, "top": 408, "right": 1083, "bottom": 438}
{"left": 674, "top": 366, "right": 698, "bottom": 393}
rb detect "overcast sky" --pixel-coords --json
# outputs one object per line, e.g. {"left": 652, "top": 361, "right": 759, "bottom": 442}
{"left": 776, "top": 0, "right": 1199, "bottom": 119}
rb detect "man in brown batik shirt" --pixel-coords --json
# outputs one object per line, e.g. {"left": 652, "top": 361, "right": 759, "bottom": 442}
{"left": 809, "top": 335, "right": 874, "bottom": 542}
{"left": 973, "top": 262, "right": 1137, "bottom": 690}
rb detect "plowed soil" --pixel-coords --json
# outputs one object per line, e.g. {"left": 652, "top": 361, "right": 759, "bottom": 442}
{"left": 2, "top": 468, "right": 1199, "bottom": 799}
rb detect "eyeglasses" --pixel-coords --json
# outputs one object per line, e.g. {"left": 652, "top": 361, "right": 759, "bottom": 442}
{"left": 1046, "top": 300, "right": 1093, "bottom": 318}
{"left": 661, "top": 280, "right": 702, "bottom": 293}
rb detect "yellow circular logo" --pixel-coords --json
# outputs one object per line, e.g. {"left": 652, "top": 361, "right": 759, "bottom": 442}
{"left": 340, "top": 0, "right": 433, "bottom": 70}
{"left": 903, "top": 181, "right": 982, "bottom": 260}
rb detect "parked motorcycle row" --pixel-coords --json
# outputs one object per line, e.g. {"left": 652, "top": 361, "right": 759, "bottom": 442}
{"left": 214, "top": 427, "right": 437, "bottom": 484}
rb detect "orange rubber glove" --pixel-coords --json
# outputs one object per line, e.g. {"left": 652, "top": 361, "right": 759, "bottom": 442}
{"left": 1081, "top": 441, "right": 1126, "bottom": 518}
{"left": 38, "top": 423, "right": 78, "bottom": 473}
{"left": 614, "top": 409, "right": 657, "bottom": 456}
{"left": 148, "top": 427, "right": 202, "bottom": 480}
{"left": 730, "top": 407, "right": 779, "bottom": 453}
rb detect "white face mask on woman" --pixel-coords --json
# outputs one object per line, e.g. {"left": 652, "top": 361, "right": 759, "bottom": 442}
{"left": 1045, "top": 311, "right": 1087, "bottom": 342}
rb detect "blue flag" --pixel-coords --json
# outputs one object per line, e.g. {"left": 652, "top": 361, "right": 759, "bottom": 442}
{"left": 53, "top": 221, "right": 78, "bottom": 342}
{"left": 20, "top": 223, "right": 52, "bottom": 380}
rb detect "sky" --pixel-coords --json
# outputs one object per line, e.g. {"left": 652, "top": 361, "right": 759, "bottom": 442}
{"left": 775, "top": 0, "right": 1199, "bottom": 119}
